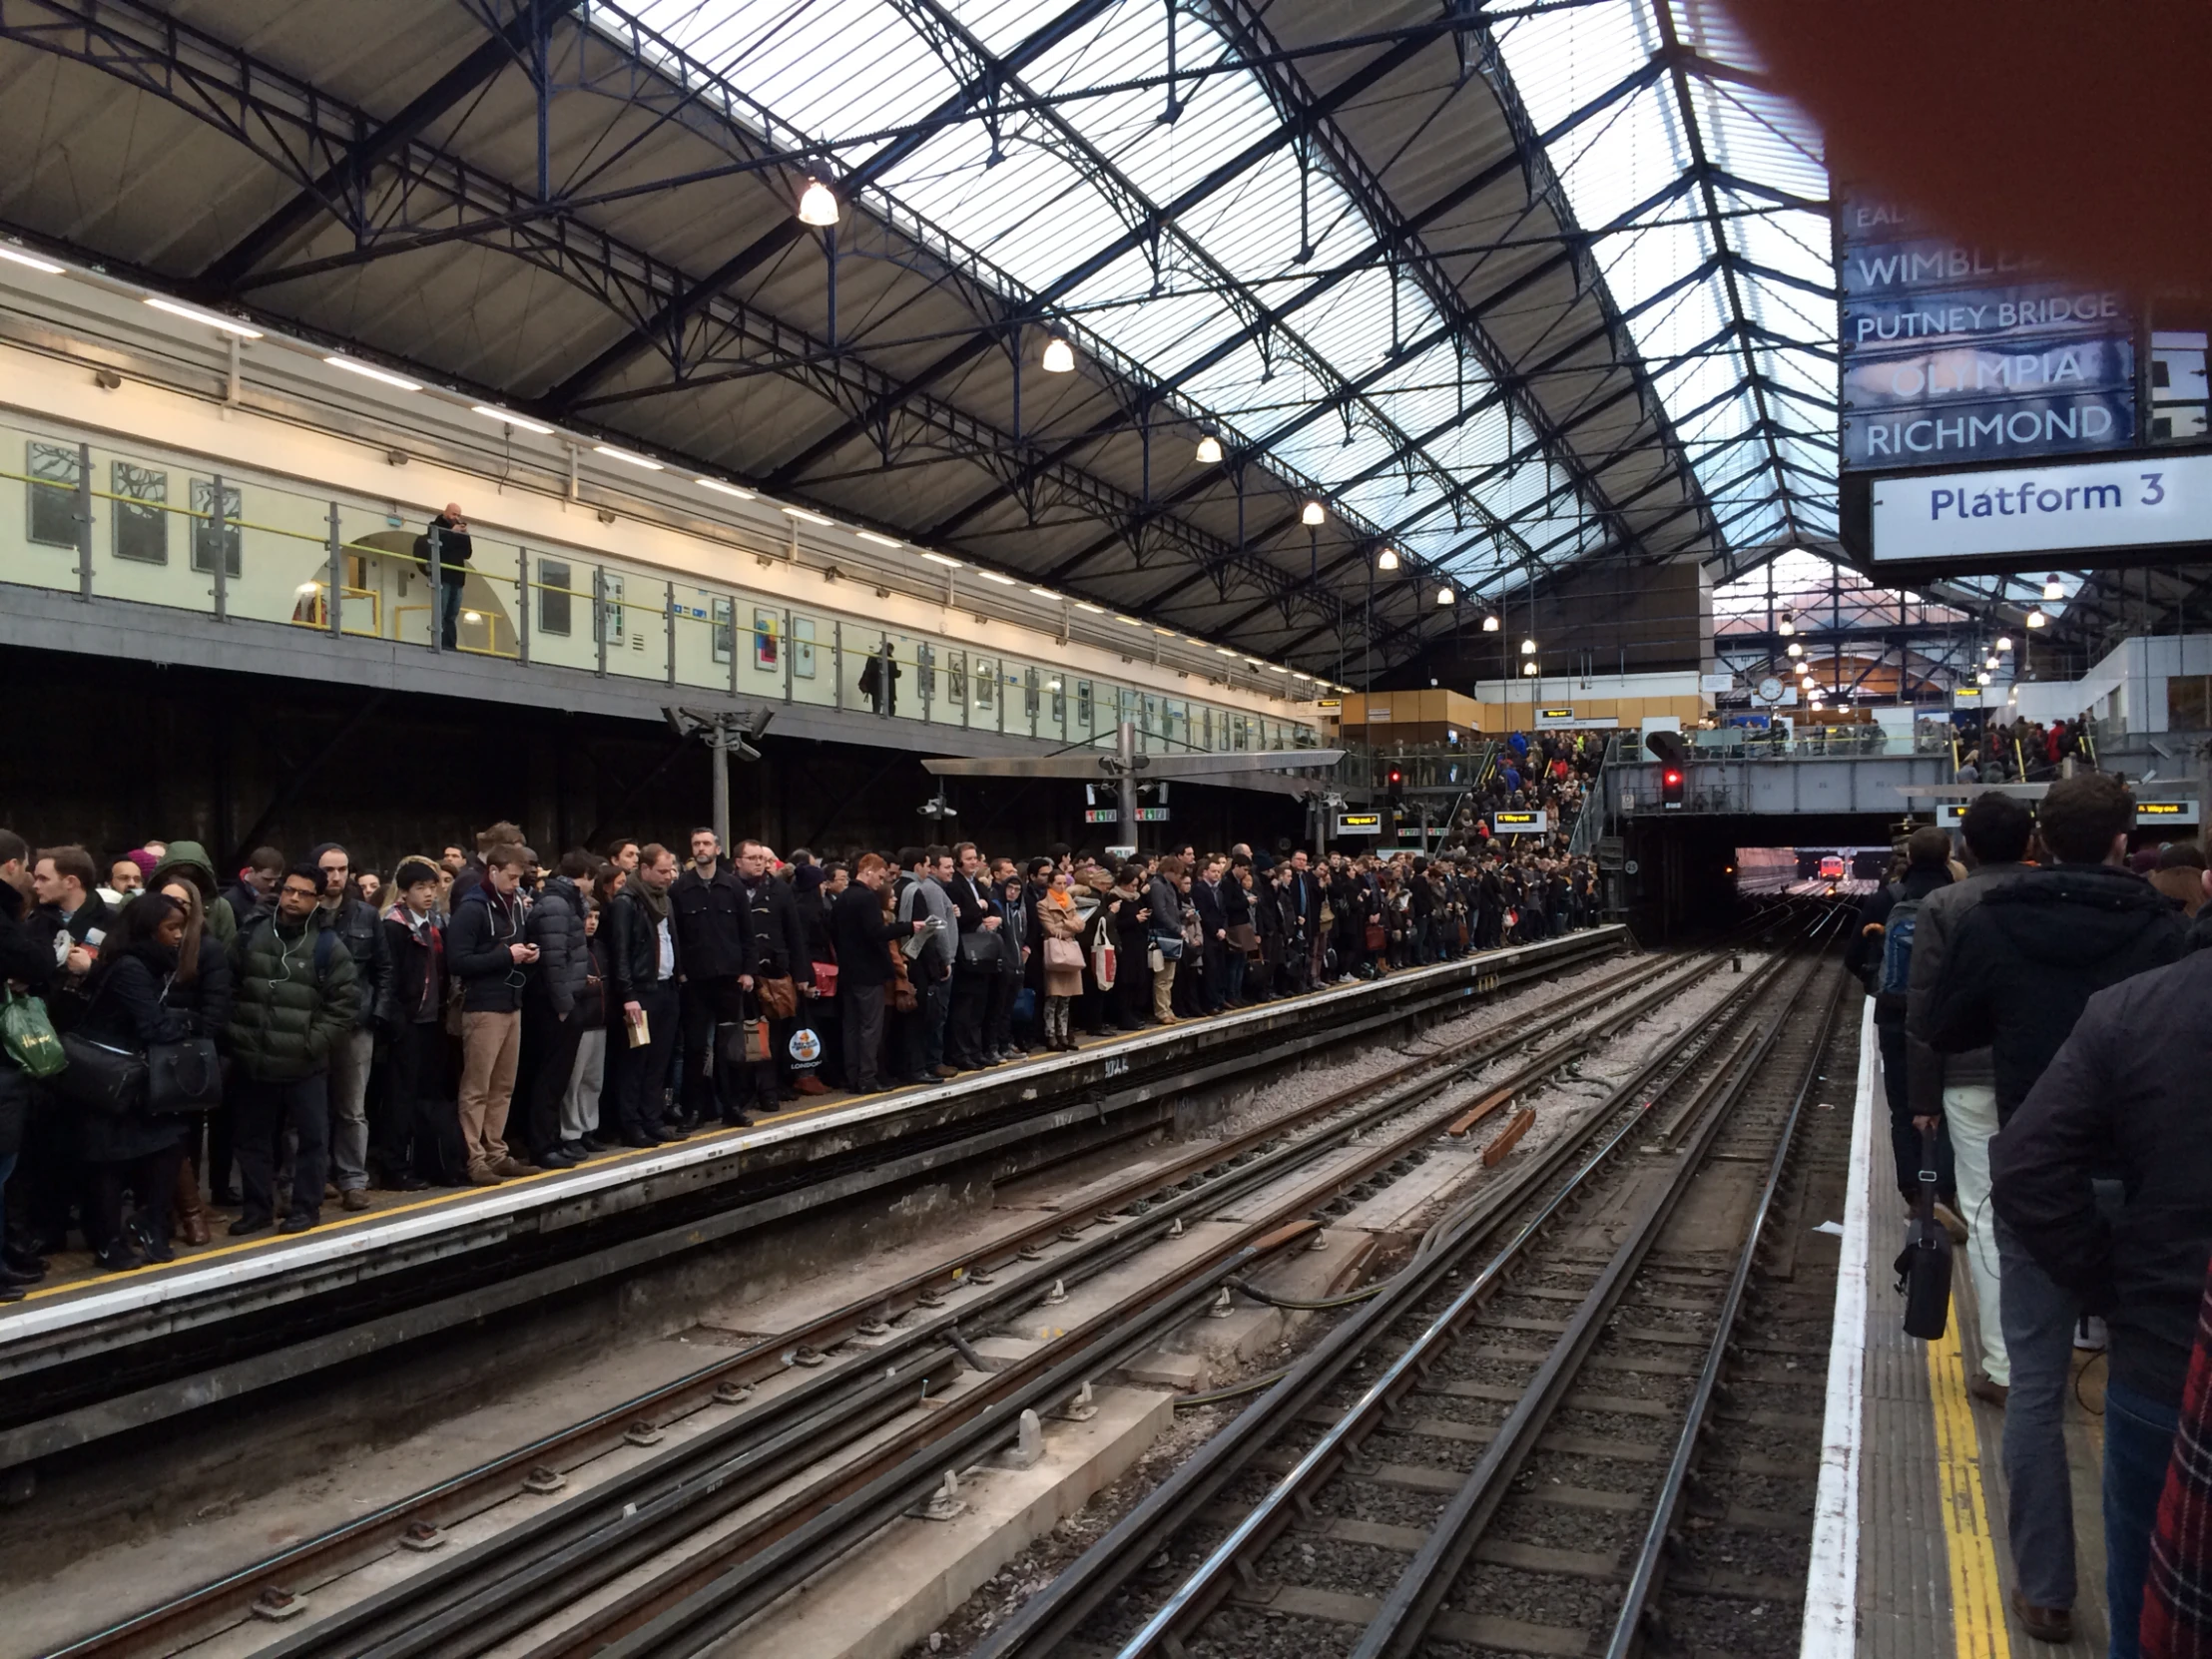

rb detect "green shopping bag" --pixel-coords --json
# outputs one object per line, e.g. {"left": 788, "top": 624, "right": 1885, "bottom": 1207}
{"left": 0, "top": 987, "right": 67, "bottom": 1080}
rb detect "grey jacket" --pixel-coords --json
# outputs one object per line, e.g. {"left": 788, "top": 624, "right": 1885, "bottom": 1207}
{"left": 897, "top": 871, "right": 955, "bottom": 971}
{"left": 1904, "top": 860, "right": 2021, "bottom": 1113}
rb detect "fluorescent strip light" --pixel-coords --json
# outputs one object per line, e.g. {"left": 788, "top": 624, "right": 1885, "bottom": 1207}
{"left": 1073, "top": 602, "right": 1104, "bottom": 614}
{"left": 0, "top": 246, "right": 65, "bottom": 275}
{"left": 1216, "top": 647, "right": 1239, "bottom": 657}
{"left": 474, "top": 404, "right": 556, "bottom": 435}
{"left": 1116, "top": 614, "right": 1143, "bottom": 627}
{"left": 855, "top": 530, "right": 902, "bottom": 549}
{"left": 1028, "top": 587, "right": 1058, "bottom": 600}
{"left": 324, "top": 354, "right": 422, "bottom": 392}
{"left": 144, "top": 296, "right": 262, "bottom": 337}
{"left": 593, "top": 443, "right": 663, "bottom": 470}
{"left": 781, "top": 505, "right": 833, "bottom": 526}
{"left": 921, "top": 551, "right": 963, "bottom": 568}
{"left": 979, "top": 570, "right": 1018, "bottom": 586}
{"left": 1153, "top": 627, "right": 1177, "bottom": 636}
{"left": 693, "top": 476, "right": 754, "bottom": 499}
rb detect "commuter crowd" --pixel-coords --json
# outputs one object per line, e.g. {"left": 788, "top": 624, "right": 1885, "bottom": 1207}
{"left": 1848, "top": 771, "right": 2212, "bottom": 1659}
{"left": 0, "top": 811, "right": 1602, "bottom": 1281}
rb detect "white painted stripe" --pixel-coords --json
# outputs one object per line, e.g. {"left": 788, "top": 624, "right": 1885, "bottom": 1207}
{"left": 1802, "top": 995, "right": 1878, "bottom": 1659}
{"left": 0, "top": 929, "right": 1627, "bottom": 1346}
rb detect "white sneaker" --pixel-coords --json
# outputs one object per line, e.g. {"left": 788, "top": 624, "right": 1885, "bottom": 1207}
{"left": 2074, "top": 1316, "right": 2107, "bottom": 1352}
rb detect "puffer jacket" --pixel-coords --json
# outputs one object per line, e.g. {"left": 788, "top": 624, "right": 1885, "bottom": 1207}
{"left": 526, "top": 876, "right": 588, "bottom": 1018}
{"left": 1925, "top": 861, "right": 2188, "bottom": 1120}
{"left": 228, "top": 908, "right": 359, "bottom": 1081}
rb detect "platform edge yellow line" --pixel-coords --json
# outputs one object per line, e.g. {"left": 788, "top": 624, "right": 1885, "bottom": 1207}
{"left": 1927, "top": 1289, "right": 2013, "bottom": 1659}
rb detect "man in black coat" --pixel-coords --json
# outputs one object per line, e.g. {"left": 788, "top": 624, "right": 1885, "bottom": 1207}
{"left": 309, "top": 841, "right": 394, "bottom": 1211}
{"left": 672, "top": 829, "right": 747, "bottom": 1129}
{"left": 1992, "top": 945, "right": 2212, "bottom": 1659}
{"left": 1928, "top": 772, "right": 2189, "bottom": 1642}
{"left": 516, "top": 853, "right": 592, "bottom": 1168}
{"left": 1193, "top": 857, "right": 1229, "bottom": 1013}
{"left": 425, "top": 503, "right": 472, "bottom": 649}
{"left": 729, "top": 838, "right": 816, "bottom": 1120}
{"left": 605, "top": 843, "right": 683, "bottom": 1146}
{"left": 0, "top": 830, "right": 51, "bottom": 1295}
{"left": 939, "top": 842, "right": 1001, "bottom": 1070}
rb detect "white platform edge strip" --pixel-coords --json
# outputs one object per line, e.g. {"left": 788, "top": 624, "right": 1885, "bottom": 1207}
{"left": 0, "top": 928, "right": 1627, "bottom": 1344}
{"left": 1802, "top": 994, "right": 1878, "bottom": 1659}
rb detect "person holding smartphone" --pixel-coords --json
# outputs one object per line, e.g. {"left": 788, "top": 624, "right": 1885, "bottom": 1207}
{"left": 446, "top": 842, "right": 540, "bottom": 1185}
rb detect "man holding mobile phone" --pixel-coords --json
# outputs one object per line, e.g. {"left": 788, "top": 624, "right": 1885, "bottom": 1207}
{"left": 446, "top": 842, "right": 539, "bottom": 1185}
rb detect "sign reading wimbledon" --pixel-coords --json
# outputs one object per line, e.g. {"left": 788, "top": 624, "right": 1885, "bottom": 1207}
{"left": 1840, "top": 198, "right": 2134, "bottom": 471}
{"left": 1871, "top": 453, "right": 2212, "bottom": 562}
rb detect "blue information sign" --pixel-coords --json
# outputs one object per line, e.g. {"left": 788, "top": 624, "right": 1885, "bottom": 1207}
{"left": 1838, "top": 197, "right": 2135, "bottom": 472}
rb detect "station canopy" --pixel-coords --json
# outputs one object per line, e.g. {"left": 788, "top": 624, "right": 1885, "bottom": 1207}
{"left": 0, "top": 0, "right": 1842, "bottom": 678}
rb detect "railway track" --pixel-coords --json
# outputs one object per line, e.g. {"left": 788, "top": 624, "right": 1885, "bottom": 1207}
{"left": 969, "top": 915, "right": 1852, "bottom": 1659}
{"left": 51, "top": 909, "right": 1841, "bottom": 1659}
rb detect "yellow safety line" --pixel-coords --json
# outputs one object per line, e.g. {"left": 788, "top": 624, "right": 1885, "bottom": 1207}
{"left": 1927, "top": 1288, "right": 2014, "bottom": 1659}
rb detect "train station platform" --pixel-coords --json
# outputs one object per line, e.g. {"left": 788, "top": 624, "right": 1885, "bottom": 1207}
{"left": 1806, "top": 1002, "right": 2111, "bottom": 1659}
{"left": 0, "top": 926, "right": 1627, "bottom": 1480}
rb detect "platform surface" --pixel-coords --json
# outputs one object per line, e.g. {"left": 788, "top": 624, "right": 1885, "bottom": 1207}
{"left": 1806, "top": 1002, "right": 2109, "bottom": 1659}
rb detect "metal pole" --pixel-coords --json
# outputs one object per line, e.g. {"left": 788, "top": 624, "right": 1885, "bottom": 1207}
{"left": 428, "top": 524, "right": 444, "bottom": 653}
{"left": 1117, "top": 720, "right": 1139, "bottom": 849}
{"left": 516, "top": 546, "right": 530, "bottom": 665}
{"left": 74, "top": 440, "right": 92, "bottom": 601}
{"left": 711, "top": 729, "right": 732, "bottom": 856}
{"left": 832, "top": 620, "right": 842, "bottom": 711}
{"left": 593, "top": 566, "right": 607, "bottom": 677}
{"left": 326, "top": 501, "right": 343, "bottom": 637}
{"left": 665, "top": 583, "right": 677, "bottom": 687}
{"left": 210, "top": 472, "right": 229, "bottom": 623}
{"left": 784, "top": 607, "right": 794, "bottom": 703}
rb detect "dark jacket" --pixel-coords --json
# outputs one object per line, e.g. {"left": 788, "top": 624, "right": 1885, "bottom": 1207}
{"left": 1844, "top": 864, "right": 1951, "bottom": 1021}
{"left": 0, "top": 883, "right": 50, "bottom": 1160}
{"left": 577, "top": 916, "right": 608, "bottom": 1031}
{"left": 672, "top": 864, "right": 747, "bottom": 981}
{"left": 1903, "top": 861, "right": 2023, "bottom": 1115}
{"left": 221, "top": 876, "right": 268, "bottom": 935}
{"left": 606, "top": 888, "right": 677, "bottom": 1007}
{"left": 1925, "top": 862, "right": 2189, "bottom": 1120}
{"left": 943, "top": 871, "right": 999, "bottom": 972}
{"left": 830, "top": 883, "right": 907, "bottom": 990}
{"left": 1992, "top": 950, "right": 2212, "bottom": 1403}
{"left": 446, "top": 883, "right": 527, "bottom": 1014}
{"left": 734, "top": 873, "right": 814, "bottom": 986}
{"left": 525, "top": 876, "right": 588, "bottom": 1018}
{"left": 382, "top": 906, "right": 444, "bottom": 1026}
{"left": 74, "top": 944, "right": 195, "bottom": 1163}
{"left": 428, "top": 512, "right": 472, "bottom": 586}
{"left": 229, "top": 908, "right": 359, "bottom": 1081}
{"left": 321, "top": 892, "right": 392, "bottom": 1030}
{"left": 151, "top": 840, "right": 236, "bottom": 948}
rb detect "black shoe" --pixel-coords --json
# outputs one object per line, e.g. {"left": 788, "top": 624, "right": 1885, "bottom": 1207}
{"left": 0, "top": 1285, "right": 22, "bottom": 1303}
{"left": 578, "top": 1134, "right": 610, "bottom": 1153}
{"left": 278, "top": 1215, "right": 316, "bottom": 1235}
{"left": 392, "top": 1174, "right": 431, "bottom": 1192}
{"left": 558, "top": 1141, "right": 591, "bottom": 1162}
{"left": 650, "top": 1125, "right": 688, "bottom": 1144}
{"left": 209, "top": 1190, "right": 240, "bottom": 1209}
{"left": 130, "top": 1218, "right": 177, "bottom": 1266}
{"left": 619, "top": 1131, "right": 658, "bottom": 1149}
{"left": 4, "top": 1250, "right": 47, "bottom": 1277}
{"left": 228, "top": 1214, "right": 273, "bottom": 1237}
{"left": 0, "top": 1266, "right": 43, "bottom": 1289}
{"left": 536, "top": 1147, "right": 579, "bottom": 1169}
{"left": 720, "top": 1111, "right": 758, "bottom": 1130}
{"left": 93, "top": 1240, "right": 144, "bottom": 1273}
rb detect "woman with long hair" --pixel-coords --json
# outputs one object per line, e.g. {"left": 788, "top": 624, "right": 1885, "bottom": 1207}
{"left": 1034, "top": 867, "right": 1086, "bottom": 1051}
{"left": 153, "top": 877, "right": 231, "bottom": 1245}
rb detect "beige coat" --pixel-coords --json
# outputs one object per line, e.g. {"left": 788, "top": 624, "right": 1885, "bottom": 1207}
{"left": 1037, "top": 898, "right": 1087, "bottom": 997}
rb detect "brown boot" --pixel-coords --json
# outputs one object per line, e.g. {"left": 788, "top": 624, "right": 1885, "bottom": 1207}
{"left": 174, "top": 1159, "right": 211, "bottom": 1248}
{"left": 2011, "top": 1589, "right": 2073, "bottom": 1644}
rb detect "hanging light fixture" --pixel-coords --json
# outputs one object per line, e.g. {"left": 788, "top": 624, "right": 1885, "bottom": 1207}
{"left": 1519, "top": 637, "right": 1537, "bottom": 655}
{"left": 1301, "top": 500, "right": 1326, "bottom": 527}
{"left": 1194, "top": 430, "right": 1224, "bottom": 464}
{"left": 2026, "top": 607, "right": 2048, "bottom": 629}
{"left": 1786, "top": 641, "right": 1804, "bottom": 658}
{"left": 1778, "top": 609, "right": 1796, "bottom": 637}
{"left": 797, "top": 178, "right": 841, "bottom": 227}
{"left": 1039, "top": 336, "right": 1075, "bottom": 374}
{"left": 1481, "top": 614, "right": 1500, "bottom": 633}
{"left": 1984, "top": 654, "right": 2000, "bottom": 670}
{"left": 1434, "top": 585, "right": 1455, "bottom": 607}
{"left": 1520, "top": 662, "right": 1538, "bottom": 677}
{"left": 1977, "top": 670, "right": 1993, "bottom": 685}
{"left": 2042, "top": 573, "right": 2065, "bottom": 601}
{"left": 1375, "top": 547, "right": 1399, "bottom": 571}
{"left": 1995, "top": 634, "right": 2013, "bottom": 652}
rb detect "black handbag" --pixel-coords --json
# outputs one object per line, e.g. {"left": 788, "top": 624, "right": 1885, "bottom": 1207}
{"left": 55, "top": 1034, "right": 148, "bottom": 1115}
{"left": 1894, "top": 1125, "right": 1953, "bottom": 1340}
{"left": 956, "top": 928, "right": 1001, "bottom": 972}
{"left": 146, "top": 1037, "right": 224, "bottom": 1115}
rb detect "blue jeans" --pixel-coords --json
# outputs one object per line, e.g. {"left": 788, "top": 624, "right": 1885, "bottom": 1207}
{"left": 2106, "top": 1379, "right": 2182, "bottom": 1659}
{"left": 437, "top": 581, "right": 464, "bottom": 648}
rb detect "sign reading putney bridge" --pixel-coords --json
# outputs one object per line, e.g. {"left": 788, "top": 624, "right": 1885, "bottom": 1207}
{"left": 1839, "top": 198, "right": 2134, "bottom": 470}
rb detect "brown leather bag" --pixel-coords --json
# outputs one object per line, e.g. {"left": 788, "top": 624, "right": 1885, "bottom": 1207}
{"left": 755, "top": 974, "right": 799, "bottom": 1020}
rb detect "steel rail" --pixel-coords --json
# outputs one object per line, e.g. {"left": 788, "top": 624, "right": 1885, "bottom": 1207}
{"left": 55, "top": 935, "right": 1636, "bottom": 1658}
{"left": 968, "top": 912, "right": 1838, "bottom": 1659}
{"left": 164, "top": 947, "right": 1699, "bottom": 1659}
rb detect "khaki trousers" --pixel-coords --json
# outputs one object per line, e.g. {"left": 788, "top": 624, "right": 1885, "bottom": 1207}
{"left": 458, "top": 1009, "right": 521, "bottom": 1172}
{"left": 1151, "top": 958, "right": 1178, "bottom": 1023}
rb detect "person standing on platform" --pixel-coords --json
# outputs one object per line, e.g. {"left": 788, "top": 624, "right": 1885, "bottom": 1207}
{"left": 729, "top": 837, "right": 814, "bottom": 1121}
{"left": 558, "top": 882, "right": 611, "bottom": 1158}
{"left": 987, "top": 863, "right": 1028, "bottom": 1062}
{"left": 606, "top": 843, "right": 682, "bottom": 1147}
{"left": 1930, "top": 773, "right": 2189, "bottom": 1645}
{"left": 310, "top": 842, "right": 393, "bottom": 1213}
{"left": 378, "top": 858, "right": 455, "bottom": 1187}
{"left": 1993, "top": 926, "right": 2212, "bottom": 1659}
{"left": 1906, "top": 792, "right": 2034, "bottom": 1405}
{"left": 941, "top": 842, "right": 1000, "bottom": 1070}
{"left": 228, "top": 865, "right": 358, "bottom": 1234}
{"left": 446, "top": 843, "right": 540, "bottom": 1186}
{"left": 516, "top": 851, "right": 590, "bottom": 1167}
{"left": 832, "top": 854, "right": 920, "bottom": 1093}
{"left": 898, "top": 846, "right": 955, "bottom": 1080}
{"left": 425, "top": 503, "right": 472, "bottom": 650}
{"left": 673, "top": 829, "right": 745, "bottom": 1129}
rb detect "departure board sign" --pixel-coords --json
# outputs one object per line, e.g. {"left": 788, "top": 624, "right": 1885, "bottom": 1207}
{"left": 1490, "top": 811, "right": 1549, "bottom": 834}
{"left": 1839, "top": 198, "right": 2134, "bottom": 471}
{"left": 2137, "top": 800, "right": 2201, "bottom": 826}
{"left": 1334, "top": 811, "right": 1383, "bottom": 835}
{"left": 1535, "top": 707, "right": 1575, "bottom": 724}
{"left": 1871, "top": 453, "right": 2212, "bottom": 563}
{"left": 1083, "top": 807, "right": 1169, "bottom": 824}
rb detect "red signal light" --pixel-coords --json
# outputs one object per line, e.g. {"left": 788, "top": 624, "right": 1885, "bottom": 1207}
{"left": 1663, "top": 769, "right": 1682, "bottom": 786}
